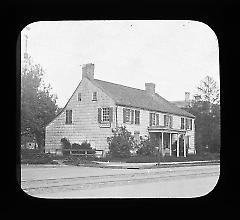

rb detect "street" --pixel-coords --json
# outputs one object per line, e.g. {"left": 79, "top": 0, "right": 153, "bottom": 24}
{"left": 21, "top": 164, "right": 220, "bottom": 198}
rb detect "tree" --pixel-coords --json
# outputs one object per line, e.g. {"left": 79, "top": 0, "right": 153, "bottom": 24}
{"left": 197, "top": 75, "right": 220, "bottom": 105}
{"left": 21, "top": 56, "right": 60, "bottom": 149}
{"left": 183, "top": 76, "right": 220, "bottom": 153}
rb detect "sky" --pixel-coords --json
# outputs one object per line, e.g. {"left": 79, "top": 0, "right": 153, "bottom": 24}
{"left": 20, "top": 20, "right": 219, "bottom": 108}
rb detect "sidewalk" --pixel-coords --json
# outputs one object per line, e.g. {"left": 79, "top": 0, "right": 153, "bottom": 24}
{"left": 93, "top": 160, "right": 220, "bottom": 169}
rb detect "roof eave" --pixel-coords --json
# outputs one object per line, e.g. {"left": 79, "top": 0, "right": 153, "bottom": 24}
{"left": 116, "top": 103, "right": 195, "bottom": 118}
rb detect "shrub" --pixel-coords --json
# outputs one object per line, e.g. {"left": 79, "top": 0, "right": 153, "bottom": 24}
{"left": 21, "top": 149, "right": 55, "bottom": 164}
{"left": 61, "top": 138, "right": 71, "bottom": 156}
{"left": 107, "top": 126, "right": 134, "bottom": 158}
{"left": 71, "top": 141, "right": 95, "bottom": 155}
{"left": 21, "top": 149, "right": 42, "bottom": 159}
{"left": 72, "top": 143, "right": 81, "bottom": 149}
{"left": 137, "top": 136, "right": 158, "bottom": 156}
{"left": 80, "top": 141, "right": 91, "bottom": 149}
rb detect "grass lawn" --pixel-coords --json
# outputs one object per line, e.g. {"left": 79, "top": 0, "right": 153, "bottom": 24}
{"left": 21, "top": 150, "right": 220, "bottom": 165}
{"left": 93, "top": 152, "right": 220, "bottom": 163}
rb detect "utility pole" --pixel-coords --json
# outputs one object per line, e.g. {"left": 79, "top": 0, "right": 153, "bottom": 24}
{"left": 24, "top": 26, "right": 30, "bottom": 60}
{"left": 24, "top": 34, "right": 28, "bottom": 59}
{"left": 22, "top": 26, "right": 31, "bottom": 73}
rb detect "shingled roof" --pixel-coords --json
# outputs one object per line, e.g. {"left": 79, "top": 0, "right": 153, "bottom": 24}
{"left": 92, "top": 79, "right": 195, "bottom": 118}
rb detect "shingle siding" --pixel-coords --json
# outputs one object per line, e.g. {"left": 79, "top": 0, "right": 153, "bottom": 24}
{"left": 116, "top": 105, "right": 195, "bottom": 149}
{"left": 45, "top": 78, "right": 115, "bottom": 154}
{"left": 117, "top": 106, "right": 149, "bottom": 137}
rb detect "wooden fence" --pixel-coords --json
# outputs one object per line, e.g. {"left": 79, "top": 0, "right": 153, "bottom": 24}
{"left": 62, "top": 149, "right": 104, "bottom": 158}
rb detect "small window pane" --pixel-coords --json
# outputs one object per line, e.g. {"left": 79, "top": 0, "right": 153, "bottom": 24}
{"left": 102, "top": 108, "right": 110, "bottom": 122}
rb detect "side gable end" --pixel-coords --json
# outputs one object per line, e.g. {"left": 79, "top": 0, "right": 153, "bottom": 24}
{"left": 45, "top": 78, "right": 116, "bottom": 128}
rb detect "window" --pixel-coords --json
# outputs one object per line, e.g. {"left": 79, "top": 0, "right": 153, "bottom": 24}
{"left": 126, "top": 109, "right": 130, "bottom": 122}
{"left": 92, "top": 92, "right": 97, "bottom": 101}
{"left": 181, "top": 117, "right": 185, "bottom": 129}
{"left": 123, "top": 108, "right": 140, "bottom": 124}
{"left": 185, "top": 118, "right": 192, "bottom": 130}
{"left": 98, "top": 107, "right": 113, "bottom": 123}
{"left": 156, "top": 114, "right": 159, "bottom": 126}
{"left": 78, "top": 93, "right": 81, "bottom": 101}
{"left": 186, "top": 118, "right": 189, "bottom": 130}
{"left": 102, "top": 108, "right": 110, "bottom": 122}
{"left": 135, "top": 110, "right": 140, "bottom": 125}
{"left": 123, "top": 108, "right": 130, "bottom": 123}
{"left": 131, "top": 110, "right": 134, "bottom": 124}
{"left": 150, "top": 113, "right": 156, "bottom": 126}
{"left": 169, "top": 115, "right": 173, "bottom": 128}
{"left": 66, "top": 110, "right": 72, "bottom": 124}
{"left": 164, "top": 115, "right": 169, "bottom": 127}
{"left": 150, "top": 113, "right": 161, "bottom": 126}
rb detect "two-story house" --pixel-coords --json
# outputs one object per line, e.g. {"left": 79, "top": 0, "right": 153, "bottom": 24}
{"left": 45, "top": 63, "right": 196, "bottom": 157}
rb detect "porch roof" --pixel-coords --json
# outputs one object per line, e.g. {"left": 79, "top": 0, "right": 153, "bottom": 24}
{"left": 148, "top": 126, "right": 186, "bottom": 134}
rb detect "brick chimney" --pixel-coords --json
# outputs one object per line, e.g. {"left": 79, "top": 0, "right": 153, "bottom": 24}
{"left": 185, "top": 92, "right": 190, "bottom": 102}
{"left": 145, "top": 83, "right": 155, "bottom": 95}
{"left": 82, "top": 63, "right": 94, "bottom": 80}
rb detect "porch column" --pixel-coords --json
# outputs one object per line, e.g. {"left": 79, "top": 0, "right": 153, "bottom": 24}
{"left": 169, "top": 133, "right": 172, "bottom": 156}
{"left": 176, "top": 134, "right": 179, "bottom": 157}
{"left": 183, "top": 135, "right": 186, "bottom": 157}
{"left": 161, "top": 132, "right": 164, "bottom": 156}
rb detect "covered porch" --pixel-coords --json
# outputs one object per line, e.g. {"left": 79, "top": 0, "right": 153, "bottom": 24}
{"left": 148, "top": 127, "right": 190, "bottom": 157}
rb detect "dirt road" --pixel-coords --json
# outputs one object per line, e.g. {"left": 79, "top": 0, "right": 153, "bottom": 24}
{"left": 21, "top": 164, "right": 220, "bottom": 198}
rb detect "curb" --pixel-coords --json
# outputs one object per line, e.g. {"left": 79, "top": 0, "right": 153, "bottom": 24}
{"left": 93, "top": 160, "right": 220, "bottom": 169}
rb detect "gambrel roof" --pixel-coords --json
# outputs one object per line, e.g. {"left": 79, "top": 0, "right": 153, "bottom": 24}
{"left": 92, "top": 79, "right": 195, "bottom": 118}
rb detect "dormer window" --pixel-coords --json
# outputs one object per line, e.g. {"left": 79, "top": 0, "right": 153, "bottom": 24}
{"left": 92, "top": 92, "right": 97, "bottom": 101}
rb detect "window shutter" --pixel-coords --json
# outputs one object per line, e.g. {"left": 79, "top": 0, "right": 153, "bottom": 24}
{"left": 190, "top": 119, "right": 192, "bottom": 130}
{"left": 109, "top": 107, "right": 113, "bottom": 122}
{"left": 138, "top": 111, "right": 140, "bottom": 125}
{"left": 149, "top": 113, "right": 152, "bottom": 126}
{"left": 98, "top": 108, "right": 102, "bottom": 123}
{"left": 123, "top": 108, "right": 126, "bottom": 123}
{"left": 69, "top": 110, "right": 72, "bottom": 123}
{"left": 131, "top": 110, "right": 134, "bottom": 124}
{"left": 164, "top": 115, "right": 166, "bottom": 126}
{"left": 66, "top": 110, "right": 68, "bottom": 124}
